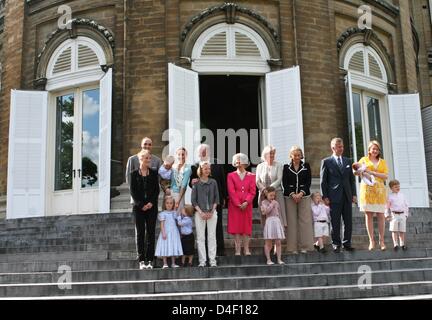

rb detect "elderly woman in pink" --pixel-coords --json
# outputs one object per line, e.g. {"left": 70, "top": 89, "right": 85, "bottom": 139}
{"left": 227, "top": 153, "right": 257, "bottom": 256}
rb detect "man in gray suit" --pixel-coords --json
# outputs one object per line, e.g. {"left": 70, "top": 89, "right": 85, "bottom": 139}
{"left": 125, "top": 137, "right": 162, "bottom": 188}
{"left": 320, "top": 138, "right": 357, "bottom": 252}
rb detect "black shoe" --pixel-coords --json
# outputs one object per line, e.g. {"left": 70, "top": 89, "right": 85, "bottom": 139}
{"left": 343, "top": 245, "right": 355, "bottom": 252}
{"left": 319, "top": 247, "right": 327, "bottom": 253}
{"left": 393, "top": 245, "right": 399, "bottom": 251}
{"left": 402, "top": 245, "right": 408, "bottom": 251}
{"left": 314, "top": 244, "right": 320, "bottom": 252}
{"left": 333, "top": 246, "right": 341, "bottom": 253}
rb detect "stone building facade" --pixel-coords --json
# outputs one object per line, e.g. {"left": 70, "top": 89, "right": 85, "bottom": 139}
{"left": 0, "top": 0, "right": 430, "bottom": 219}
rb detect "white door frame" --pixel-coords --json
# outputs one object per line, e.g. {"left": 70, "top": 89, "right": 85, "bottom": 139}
{"left": 351, "top": 88, "right": 394, "bottom": 181}
{"left": 46, "top": 83, "right": 100, "bottom": 216}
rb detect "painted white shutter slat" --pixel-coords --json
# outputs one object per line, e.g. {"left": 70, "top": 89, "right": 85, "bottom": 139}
{"left": 389, "top": 94, "right": 429, "bottom": 207}
{"left": 265, "top": 66, "right": 304, "bottom": 164}
{"left": 98, "top": 68, "right": 112, "bottom": 213}
{"left": 7, "top": 90, "right": 48, "bottom": 219}
{"left": 168, "top": 63, "right": 200, "bottom": 162}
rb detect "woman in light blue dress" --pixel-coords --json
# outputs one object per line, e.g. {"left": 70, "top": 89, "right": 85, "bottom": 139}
{"left": 155, "top": 196, "right": 183, "bottom": 268}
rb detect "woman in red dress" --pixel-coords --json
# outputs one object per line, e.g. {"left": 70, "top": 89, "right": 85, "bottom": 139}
{"left": 227, "top": 153, "right": 256, "bottom": 256}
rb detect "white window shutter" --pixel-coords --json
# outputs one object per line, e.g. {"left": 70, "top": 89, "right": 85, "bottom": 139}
{"left": 265, "top": 66, "right": 304, "bottom": 164}
{"left": 7, "top": 90, "right": 48, "bottom": 219}
{"left": 168, "top": 63, "right": 201, "bottom": 163}
{"left": 388, "top": 93, "right": 429, "bottom": 207}
{"left": 98, "top": 68, "right": 112, "bottom": 213}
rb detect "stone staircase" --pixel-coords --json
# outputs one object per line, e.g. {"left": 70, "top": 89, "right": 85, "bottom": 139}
{"left": 0, "top": 206, "right": 432, "bottom": 299}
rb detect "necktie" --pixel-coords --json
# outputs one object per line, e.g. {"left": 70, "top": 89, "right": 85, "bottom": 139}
{"left": 337, "top": 157, "right": 343, "bottom": 169}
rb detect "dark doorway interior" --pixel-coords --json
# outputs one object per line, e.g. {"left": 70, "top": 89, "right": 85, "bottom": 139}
{"left": 199, "top": 75, "right": 261, "bottom": 171}
{"left": 199, "top": 75, "right": 261, "bottom": 206}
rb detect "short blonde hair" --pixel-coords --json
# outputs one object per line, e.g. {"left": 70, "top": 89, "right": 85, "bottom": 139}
{"left": 261, "top": 145, "right": 276, "bottom": 162}
{"left": 197, "top": 161, "right": 211, "bottom": 177}
{"left": 183, "top": 204, "right": 195, "bottom": 217}
{"left": 137, "top": 149, "right": 151, "bottom": 158}
{"left": 164, "top": 155, "right": 175, "bottom": 165}
{"left": 367, "top": 140, "right": 382, "bottom": 159}
{"left": 289, "top": 145, "right": 304, "bottom": 159}
{"left": 232, "top": 153, "right": 249, "bottom": 168}
{"left": 311, "top": 191, "right": 322, "bottom": 200}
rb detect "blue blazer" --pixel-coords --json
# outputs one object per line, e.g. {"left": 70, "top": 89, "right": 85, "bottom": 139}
{"left": 320, "top": 156, "right": 356, "bottom": 204}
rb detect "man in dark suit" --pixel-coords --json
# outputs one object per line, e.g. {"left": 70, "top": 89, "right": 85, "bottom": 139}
{"left": 190, "top": 144, "right": 227, "bottom": 256}
{"left": 320, "top": 138, "right": 357, "bottom": 252}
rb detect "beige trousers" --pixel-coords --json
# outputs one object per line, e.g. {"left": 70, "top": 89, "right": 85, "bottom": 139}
{"left": 284, "top": 196, "right": 314, "bottom": 252}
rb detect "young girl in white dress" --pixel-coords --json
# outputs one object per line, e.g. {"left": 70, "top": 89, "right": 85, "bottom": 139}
{"left": 155, "top": 196, "right": 183, "bottom": 268}
{"left": 261, "top": 186, "right": 285, "bottom": 265}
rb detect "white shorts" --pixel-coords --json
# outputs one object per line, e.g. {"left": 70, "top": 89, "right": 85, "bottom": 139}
{"left": 314, "top": 221, "right": 330, "bottom": 238}
{"left": 389, "top": 214, "right": 407, "bottom": 233}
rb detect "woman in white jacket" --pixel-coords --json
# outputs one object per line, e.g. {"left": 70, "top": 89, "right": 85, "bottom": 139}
{"left": 256, "top": 146, "right": 287, "bottom": 228}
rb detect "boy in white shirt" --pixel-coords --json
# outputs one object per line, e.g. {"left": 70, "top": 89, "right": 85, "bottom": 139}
{"left": 385, "top": 180, "right": 409, "bottom": 251}
{"left": 311, "top": 192, "right": 331, "bottom": 253}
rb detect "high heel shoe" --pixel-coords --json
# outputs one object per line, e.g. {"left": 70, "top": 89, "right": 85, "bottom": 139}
{"left": 368, "top": 241, "right": 375, "bottom": 251}
{"left": 380, "top": 243, "right": 387, "bottom": 251}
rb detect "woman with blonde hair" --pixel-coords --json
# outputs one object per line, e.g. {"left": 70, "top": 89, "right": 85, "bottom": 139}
{"left": 282, "top": 146, "right": 314, "bottom": 254}
{"left": 355, "top": 140, "right": 389, "bottom": 251}
{"left": 170, "top": 147, "right": 192, "bottom": 211}
{"left": 256, "top": 146, "right": 286, "bottom": 227}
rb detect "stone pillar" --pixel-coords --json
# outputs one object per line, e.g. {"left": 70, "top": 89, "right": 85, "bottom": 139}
{"left": 124, "top": 0, "right": 167, "bottom": 164}
{"left": 294, "top": 0, "right": 339, "bottom": 176}
{"left": 395, "top": 0, "right": 418, "bottom": 93}
{"left": 0, "top": 0, "right": 25, "bottom": 195}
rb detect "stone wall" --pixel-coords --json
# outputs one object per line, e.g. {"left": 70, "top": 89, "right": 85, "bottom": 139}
{"left": 0, "top": 0, "right": 426, "bottom": 198}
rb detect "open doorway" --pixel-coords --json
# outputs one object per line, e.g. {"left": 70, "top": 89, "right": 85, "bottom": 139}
{"left": 199, "top": 75, "right": 262, "bottom": 173}
{"left": 199, "top": 75, "right": 261, "bottom": 206}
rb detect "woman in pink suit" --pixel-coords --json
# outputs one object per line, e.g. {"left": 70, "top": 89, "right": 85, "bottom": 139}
{"left": 227, "top": 153, "right": 256, "bottom": 256}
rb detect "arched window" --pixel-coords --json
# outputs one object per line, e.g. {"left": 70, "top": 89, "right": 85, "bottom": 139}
{"left": 344, "top": 43, "right": 391, "bottom": 197}
{"left": 46, "top": 36, "right": 106, "bottom": 91}
{"left": 191, "top": 23, "right": 271, "bottom": 74}
{"left": 344, "top": 43, "right": 388, "bottom": 93}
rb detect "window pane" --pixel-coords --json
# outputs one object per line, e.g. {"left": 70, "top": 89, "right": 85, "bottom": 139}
{"left": 81, "top": 89, "right": 100, "bottom": 188}
{"left": 353, "top": 93, "right": 365, "bottom": 159}
{"left": 367, "top": 97, "right": 384, "bottom": 155}
{"left": 55, "top": 94, "right": 74, "bottom": 191}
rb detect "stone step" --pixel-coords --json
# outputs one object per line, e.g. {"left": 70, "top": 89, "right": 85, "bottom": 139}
{"left": 0, "top": 248, "right": 430, "bottom": 273}
{"left": 0, "top": 242, "right": 137, "bottom": 255}
{"left": 2, "top": 256, "right": 432, "bottom": 285}
{"left": 1, "top": 208, "right": 431, "bottom": 228}
{"left": 1, "top": 268, "right": 431, "bottom": 298}
{"left": 39, "top": 281, "right": 432, "bottom": 300}
{"left": 1, "top": 232, "right": 431, "bottom": 255}
{"left": 0, "top": 251, "right": 111, "bottom": 263}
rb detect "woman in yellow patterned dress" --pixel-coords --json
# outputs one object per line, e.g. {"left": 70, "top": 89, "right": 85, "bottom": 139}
{"left": 356, "top": 141, "right": 389, "bottom": 251}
